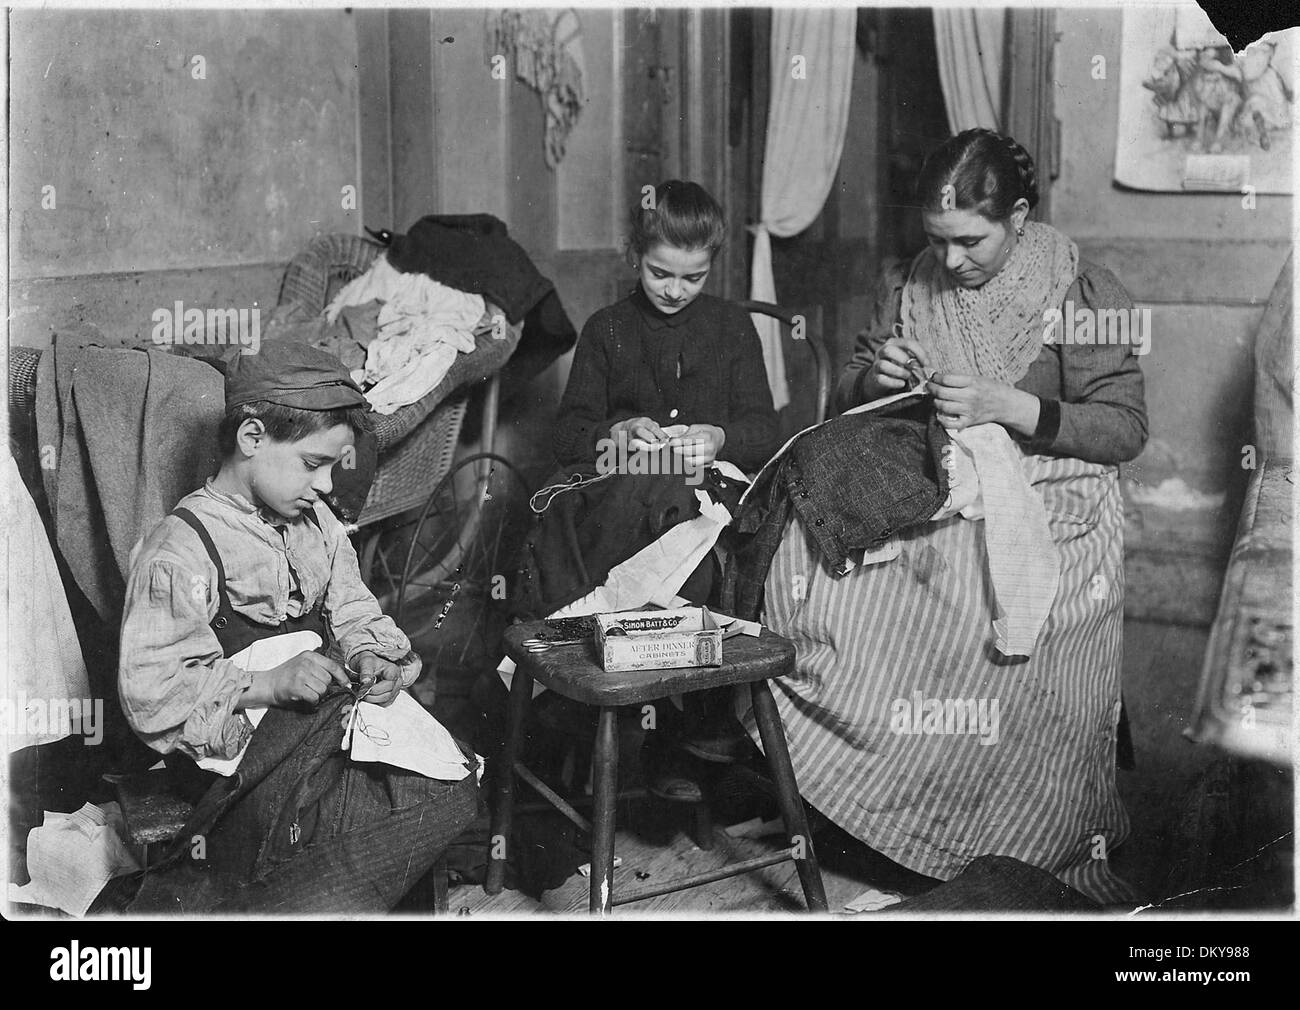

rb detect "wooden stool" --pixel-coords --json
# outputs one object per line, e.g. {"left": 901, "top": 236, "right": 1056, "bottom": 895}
{"left": 485, "top": 622, "right": 829, "bottom": 914}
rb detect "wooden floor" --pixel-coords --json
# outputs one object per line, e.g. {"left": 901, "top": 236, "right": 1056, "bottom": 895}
{"left": 446, "top": 821, "right": 875, "bottom": 916}
{"left": 403, "top": 574, "right": 1279, "bottom": 914}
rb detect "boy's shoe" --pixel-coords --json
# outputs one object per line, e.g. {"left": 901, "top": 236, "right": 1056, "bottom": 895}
{"left": 647, "top": 772, "right": 704, "bottom": 804}
{"left": 681, "top": 731, "right": 750, "bottom": 764}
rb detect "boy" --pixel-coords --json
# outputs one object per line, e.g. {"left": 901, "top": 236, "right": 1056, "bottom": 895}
{"left": 118, "top": 343, "right": 476, "bottom": 913}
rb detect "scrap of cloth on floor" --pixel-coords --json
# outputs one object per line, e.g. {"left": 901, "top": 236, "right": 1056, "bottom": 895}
{"left": 9, "top": 802, "right": 140, "bottom": 917}
{"left": 34, "top": 332, "right": 225, "bottom": 622}
{"left": 4, "top": 454, "right": 92, "bottom": 751}
{"left": 379, "top": 213, "right": 577, "bottom": 385}
{"left": 325, "top": 256, "right": 486, "bottom": 414}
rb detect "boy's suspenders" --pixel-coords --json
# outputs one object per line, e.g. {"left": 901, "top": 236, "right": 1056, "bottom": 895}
{"left": 170, "top": 506, "right": 328, "bottom": 653}
{"left": 171, "top": 507, "right": 235, "bottom": 631}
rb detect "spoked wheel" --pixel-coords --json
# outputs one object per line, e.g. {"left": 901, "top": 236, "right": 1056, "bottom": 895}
{"left": 365, "top": 453, "right": 531, "bottom": 654}
{"left": 357, "top": 452, "right": 529, "bottom": 619}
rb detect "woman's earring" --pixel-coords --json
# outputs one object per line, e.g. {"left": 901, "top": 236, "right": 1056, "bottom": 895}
{"left": 1016, "top": 226, "right": 1025, "bottom": 237}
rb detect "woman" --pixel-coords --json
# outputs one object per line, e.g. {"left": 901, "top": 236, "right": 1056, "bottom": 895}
{"left": 747, "top": 129, "right": 1147, "bottom": 904}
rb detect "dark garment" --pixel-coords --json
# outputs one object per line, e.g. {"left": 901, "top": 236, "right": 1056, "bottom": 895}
{"left": 724, "top": 395, "right": 951, "bottom": 622}
{"left": 894, "top": 855, "right": 1100, "bottom": 912}
{"left": 512, "top": 467, "right": 747, "bottom": 621}
{"left": 115, "top": 510, "right": 477, "bottom": 914}
{"left": 379, "top": 213, "right": 577, "bottom": 384}
{"left": 836, "top": 258, "right": 1148, "bottom": 464}
{"left": 34, "top": 333, "right": 226, "bottom": 622}
{"left": 553, "top": 287, "right": 780, "bottom": 472}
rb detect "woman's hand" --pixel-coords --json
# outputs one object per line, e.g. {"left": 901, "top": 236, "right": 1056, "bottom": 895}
{"left": 669, "top": 424, "right": 726, "bottom": 466}
{"left": 353, "top": 652, "right": 404, "bottom": 707}
{"left": 927, "top": 373, "right": 1040, "bottom": 436}
{"left": 866, "top": 338, "right": 932, "bottom": 397}
{"left": 610, "top": 416, "right": 668, "bottom": 447}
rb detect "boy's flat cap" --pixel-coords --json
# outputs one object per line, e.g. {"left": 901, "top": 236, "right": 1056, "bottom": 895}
{"left": 225, "top": 342, "right": 367, "bottom": 411}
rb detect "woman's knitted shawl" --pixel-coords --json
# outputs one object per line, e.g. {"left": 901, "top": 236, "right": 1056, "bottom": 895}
{"left": 900, "top": 221, "right": 1079, "bottom": 385}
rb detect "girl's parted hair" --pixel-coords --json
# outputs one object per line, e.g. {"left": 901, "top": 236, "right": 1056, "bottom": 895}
{"left": 628, "top": 180, "right": 727, "bottom": 258}
{"left": 915, "top": 129, "right": 1038, "bottom": 221}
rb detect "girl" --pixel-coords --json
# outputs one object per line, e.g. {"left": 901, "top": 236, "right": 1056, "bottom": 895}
{"left": 511, "top": 182, "right": 778, "bottom": 802}
{"left": 553, "top": 180, "right": 777, "bottom": 474}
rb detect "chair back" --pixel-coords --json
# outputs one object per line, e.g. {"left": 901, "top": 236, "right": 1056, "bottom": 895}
{"left": 738, "top": 300, "right": 831, "bottom": 424}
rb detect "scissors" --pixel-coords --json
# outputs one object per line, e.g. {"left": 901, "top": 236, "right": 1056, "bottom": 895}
{"left": 520, "top": 630, "right": 590, "bottom": 653}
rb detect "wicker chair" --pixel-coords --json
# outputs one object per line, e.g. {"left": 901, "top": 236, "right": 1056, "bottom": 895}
{"left": 275, "top": 234, "right": 536, "bottom": 624}
{"left": 276, "top": 233, "right": 471, "bottom": 527}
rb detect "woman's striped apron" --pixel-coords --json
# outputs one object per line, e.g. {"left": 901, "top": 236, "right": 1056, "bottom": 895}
{"left": 750, "top": 451, "right": 1135, "bottom": 905}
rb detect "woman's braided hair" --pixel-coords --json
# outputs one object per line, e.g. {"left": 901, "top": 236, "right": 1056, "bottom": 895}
{"left": 915, "top": 128, "right": 1038, "bottom": 221}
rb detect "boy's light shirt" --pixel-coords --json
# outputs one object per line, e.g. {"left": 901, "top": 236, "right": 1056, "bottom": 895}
{"left": 119, "top": 479, "right": 419, "bottom": 762}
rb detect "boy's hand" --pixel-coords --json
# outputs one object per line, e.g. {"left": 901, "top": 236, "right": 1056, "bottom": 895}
{"left": 669, "top": 424, "right": 725, "bottom": 466}
{"left": 265, "top": 652, "right": 350, "bottom": 709}
{"left": 354, "top": 652, "right": 404, "bottom": 707}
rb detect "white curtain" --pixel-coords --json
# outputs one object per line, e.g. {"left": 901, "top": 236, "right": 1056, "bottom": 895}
{"left": 749, "top": 8, "right": 857, "bottom": 412}
{"left": 932, "top": 7, "right": 1005, "bottom": 133}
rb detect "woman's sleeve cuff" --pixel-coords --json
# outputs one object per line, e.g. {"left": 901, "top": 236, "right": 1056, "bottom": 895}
{"left": 1022, "top": 396, "right": 1061, "bottom": 453}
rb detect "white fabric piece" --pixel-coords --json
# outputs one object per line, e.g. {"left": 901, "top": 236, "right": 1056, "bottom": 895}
{"left": 325, "top": 256, "right": 484, "bottom": 415}
{"left": 346, "top": 690, "right": 471, "bottom": 782}
{"left": 749, "top": 7, "right": 857, "bottom": 411}
{"left": 844, "top": 885, "right": 906, "bottom": 913}
{"left": 929, "top": 431, "right": 982, "bottom": 522}
{"left": 195, "top": 630, "right": 320, "bottom": 775}
{"left": 9, "top": 802, "right": 140, "bottom": 917}
{"left": 4, "top": 455, "right": 92, "bottom": 752}
{"left": 932, "top": 7, "right": 1005, "bottom": 134}
{"left": 836, "top": 535, "right": 902, "bottom": 576}
{"left": 498, "top": 462, "right": 748, "bottom": 697}
{"left": 949, "top": 424, "right": 1060, "bottom": 657}
{"left": 195, "top": 629, "right": 468, "bottom": 780}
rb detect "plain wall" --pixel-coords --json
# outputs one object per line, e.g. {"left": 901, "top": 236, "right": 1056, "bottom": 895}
{"left": 1053, "top": 6, "right": 1292, "bottom": 623}
{"left": 9, "top": 9, "right": 361, "bottom": 349}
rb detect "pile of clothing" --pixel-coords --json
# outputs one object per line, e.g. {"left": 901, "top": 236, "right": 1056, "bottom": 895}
{"left": 323, "top": 259, "right": 492, "bottom": 415}
{"left": 267, "top": 214, "right": 577, "bottom": 415}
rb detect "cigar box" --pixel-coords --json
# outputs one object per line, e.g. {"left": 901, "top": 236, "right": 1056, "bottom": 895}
{"left": 594, "top": 607, "right": 723, "bottom": 673}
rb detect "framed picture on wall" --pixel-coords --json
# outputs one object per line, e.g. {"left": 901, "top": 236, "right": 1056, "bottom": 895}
{"left": 1115, "top": 2, "right": 1294, "bottom": 194}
